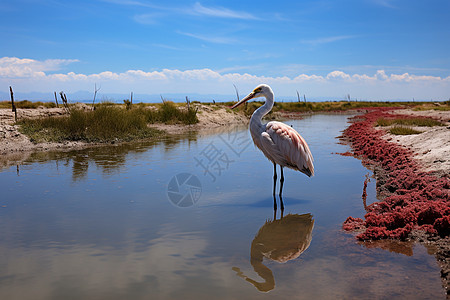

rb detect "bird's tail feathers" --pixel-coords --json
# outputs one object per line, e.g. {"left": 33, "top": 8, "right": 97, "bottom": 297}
{"left": 301, "top": 167, "right": 313, "bottom": 177}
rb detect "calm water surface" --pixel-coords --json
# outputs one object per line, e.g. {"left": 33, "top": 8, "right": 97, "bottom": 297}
{"left": 0, "top": 114, "right": 444, "bottom": 299}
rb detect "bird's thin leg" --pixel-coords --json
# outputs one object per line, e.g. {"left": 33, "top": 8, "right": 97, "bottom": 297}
{"left": 272, "top": 163, "right": 277, "bottom": 196}
{"left": 272, "top": 163, "right": 277, "bottom": 210}
{"left": 279, "top": 166, "right": 285, "bottom": 196}
{"left": 279, "top": 167, "right": 285, "bottom": 211}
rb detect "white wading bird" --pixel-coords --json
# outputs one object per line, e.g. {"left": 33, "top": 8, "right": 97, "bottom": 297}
{"left": 232, "top": 84, "right": 314, "bottom": 210}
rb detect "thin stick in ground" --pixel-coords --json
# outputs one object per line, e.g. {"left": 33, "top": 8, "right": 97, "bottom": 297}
{"left": 54, "top": 91, "right": 59, "bottom": 108}
{"left": 59, "top": 91, "right": 70, "bottom": 114}
{"left": 9, "top": 86, "right": 17, "bottom": 122}
{"left": 92, "top": 83, "right": 101, "bottom": 110}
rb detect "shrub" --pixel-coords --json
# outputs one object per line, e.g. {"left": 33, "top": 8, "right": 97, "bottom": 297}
{"left": 389, "top": 126, "right": 421, "bottom": 135}
{"left": 17, "top": 102, "right": 198, "bottom": 143}
{"left": 18, "top": 106, "right": 162, "bottom": 143}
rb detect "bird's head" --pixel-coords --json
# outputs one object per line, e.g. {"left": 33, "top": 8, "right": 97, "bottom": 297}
{"left": 231, "top": 84, "right": 273, "bottom": 109}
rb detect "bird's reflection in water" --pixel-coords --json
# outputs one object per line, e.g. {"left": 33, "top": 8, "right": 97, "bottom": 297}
{"left": 233, "top": 209, "right": 314, "bottom": 292}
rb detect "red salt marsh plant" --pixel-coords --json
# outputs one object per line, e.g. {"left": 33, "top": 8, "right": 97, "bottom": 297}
{"left": 342, "top": 108, "right": 449, "bottom": 240}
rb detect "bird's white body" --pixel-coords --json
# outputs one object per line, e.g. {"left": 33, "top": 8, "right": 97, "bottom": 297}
{"left": 239, "top": 84, "right": 314, "bottom": 176}
{"left": 250, "top": 112, "right": 314, "bottom": 177}
{"left": 232, "top": 84, "right": 314, "bottom": 203}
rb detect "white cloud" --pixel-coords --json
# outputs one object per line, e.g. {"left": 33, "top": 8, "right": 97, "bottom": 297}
{"left": 375, "top": 70, "right": 389, "bottom": 80}
{"left": 101, "top": 0, "right": 160, "bottom": 9}
{"left": 133, "top": 13, "right": 163, "bottom": 25}
{"left": 110, "top": 1, "right": 259, "bottom": 25}
{"left": 326, "top": 70, "right": 352, "bottom": 80}
{"left": 370, "top": 0, "right": 397, "bottom": 9}
{"left": 300, "top": 35, "right": 358, "bottom": 46}
{"left": 191, "top": 2, "right": 259, "bottom": 20}
{"left": 293, "top": 74, "right": 325, "bottom": 81}
{"left": 0, "top": 57, "right": 78, "bottom": 78}
{"left": 1, "top": 57, "right": 449, "bottom": 101}
{"left": 177, "top": 31, "right": 237, "bottom": 44}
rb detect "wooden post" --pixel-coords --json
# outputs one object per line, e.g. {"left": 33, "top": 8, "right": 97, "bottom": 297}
{"left": 130, "top": 92, "right": 133, "bottom": 108}
{"left": 233, "top": 84, "right": 240, "bottom": 102}
{"left": 296, "top": 90, "right": 300, "bottom": 102}
{"left": 92, "top": 83, "right": 100, "bottom": 110}
{"left": 59, "top": 91, "right": 70, "bottom": 114}
{"left": 186, "top": 96, "right": 190, "bottom": 110}
{"left": 9, "top": 86, "right": 17, "bottom": 122}
{"left": 54, "top": 91, "right": 59, "bottom": 108}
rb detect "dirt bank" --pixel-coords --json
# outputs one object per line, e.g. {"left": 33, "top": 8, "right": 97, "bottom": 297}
{"left": 341, "top": 107, "right": 449, "bottom": 297}
{"left": 149, "top": 104, "right": 248, "bottom": 134}
{"left": 0, "top": 106, "right": 90, "bottom": 157}
{"left": 0, "top": 104, "right": 248, "bottom": 156}
{"left": 385, "top": 108, "right": 450, "bottom": 177}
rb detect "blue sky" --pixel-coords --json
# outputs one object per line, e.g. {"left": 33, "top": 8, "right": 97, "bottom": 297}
{"left": 0, "top": 0, "right": 449, "bottom": 101}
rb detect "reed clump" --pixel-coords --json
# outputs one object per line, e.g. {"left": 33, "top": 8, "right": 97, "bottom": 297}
{"left": 389, "top": 126, "right": 421, "bottom": 135}
{"left": 139, "top": 101, "right": 198, "bottom": 124}
{"left": 18, "top": 105, "right": 159, "bottom": 143}
{"left": 17, "top": 102, "right": 198, "bottom": 143}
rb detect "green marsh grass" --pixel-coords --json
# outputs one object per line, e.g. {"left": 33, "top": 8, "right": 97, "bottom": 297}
{"left": 18, "top": 106, "right": 160, "bottom": 143}
{"left": 389, "top": 126, "right": 422, "bottom": 135}
{"left": 413, "top": 100, "right": 450, "bottom": 111}
{"left": 377, "top": 117, "right": 445, "bottom": 127}
{"left": 376, "top": 116, "right": 445, "bottom": 135}
{"left": 0, "top": 100, "right": 56, "bottom": 109}
{"left": 142, "top": 101, "right": 198, "bottom": 124}
{"left": 17, "top": 102, "right": 198, "bottom": 143}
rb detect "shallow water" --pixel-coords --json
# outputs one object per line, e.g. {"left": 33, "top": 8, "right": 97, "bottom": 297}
{"left": 0, "top": 114, "right": 444, "bottom": 299}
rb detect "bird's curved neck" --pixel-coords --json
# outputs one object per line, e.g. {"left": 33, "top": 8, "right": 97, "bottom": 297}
{"left": 251, "top": 93, "right": 274, "bottom": 127}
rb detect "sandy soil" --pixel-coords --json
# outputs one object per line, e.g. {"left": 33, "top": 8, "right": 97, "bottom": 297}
{"left": 149, "top": 104, "right": 248, "bottom": 134}
{"left": 384, "top": 108, "right": 450, "bottom": 177}
{"left": 0, "top": 105, "right": 96, "bottom": 165}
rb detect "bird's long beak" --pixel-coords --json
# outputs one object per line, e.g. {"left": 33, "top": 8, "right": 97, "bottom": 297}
{"left": 231, "top": 92, "right": 255, "bottom": 109}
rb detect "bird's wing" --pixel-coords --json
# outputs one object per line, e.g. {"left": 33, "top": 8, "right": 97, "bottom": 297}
{"left": 263, "top": 121, "right": 315, "bottom": 176}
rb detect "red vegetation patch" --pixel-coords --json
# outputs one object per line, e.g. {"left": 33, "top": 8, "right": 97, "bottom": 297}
{"left": 334, "top": 151, "right": 354, "bottom": 157}
{"left": 343, "top": 216, "right": 365, "bottom": 231}
{"left": 342, "top": 108, "right": 450, "bottom": 240}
